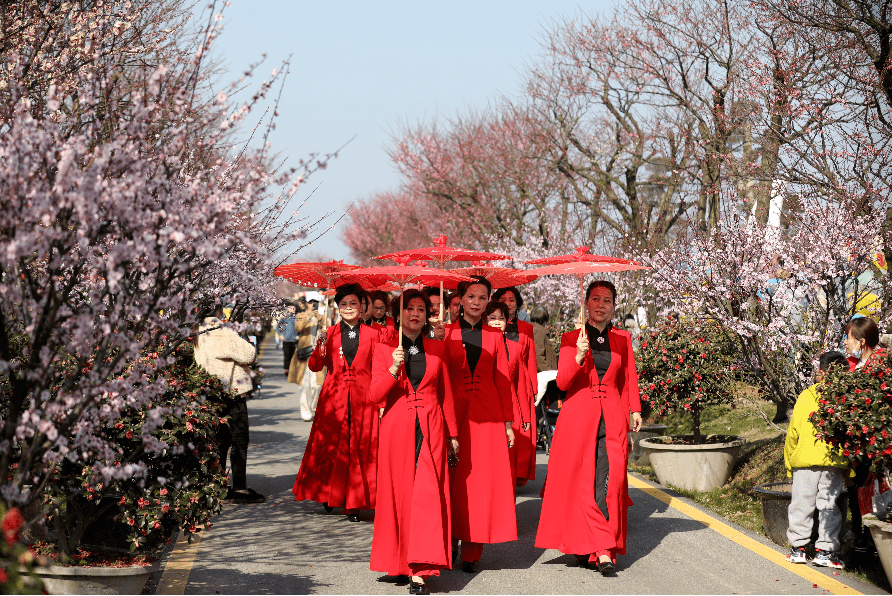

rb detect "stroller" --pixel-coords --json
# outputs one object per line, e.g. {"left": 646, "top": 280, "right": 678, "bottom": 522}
{"left": 537, "top": 379, "right": 565, "bottom": 454}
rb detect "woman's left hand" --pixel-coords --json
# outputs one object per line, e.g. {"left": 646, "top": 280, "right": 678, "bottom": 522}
{"left": 521, "top": 422, "right": 531, "bottom": 431}
{"left": 450, "top": 437, "right": 460, "bottom": 455}
{"left": 429, "top": 316, "right": 446, "bottom": 340}
{"left": 379, "top": 407, "right": 385, "bottom": 419}
{"left": 506, "top": 426, "right": 515, "bottom": 448}
{"left": 631, "top": 411, "right": 643, "bottom": 432}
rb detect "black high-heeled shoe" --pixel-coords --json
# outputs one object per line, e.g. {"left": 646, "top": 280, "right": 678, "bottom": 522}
{"left": 461, "top": 560, "right": 478, "bottom": 573}
{"left": 322, "top": 503, "right": 333, "bottom": 513}
{"left": 409, "top": 581, "right": 429, "bottom": 595}
{"left": 346, "top": 513, "right": 361, "bottom": 522}
{"left": 596, "top": 559, "right": 615, "bottom": 575}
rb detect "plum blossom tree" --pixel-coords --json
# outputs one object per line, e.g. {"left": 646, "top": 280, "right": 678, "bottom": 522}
{"left": 0, "top": 0, "right": 328, "bottom": 518}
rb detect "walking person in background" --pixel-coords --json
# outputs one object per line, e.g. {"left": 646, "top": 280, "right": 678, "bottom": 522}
{"left": 370, "top": 289, "right": 459, "bottom": 595}
{"left": 278, "top": 302, "right": 298, "bottom": 374}
{"left": 494, "top": 287, "right": 538, "bottom": 486}
{"left": 195, "top": 307, "right": 265, "bottom": 503}
{"left": 530, "top": 307, "right": 556, "bottom": 373}
{"left": 784, "top": 351, "right": 850, "bottom": 569}
{"left": 536, "top": 280, "right": 642, "bottom": 574}
{"left": 446, "top": 291, "right": 461, "bottom": 325}
{"left": 444, "top": 277, "right": 517, "bottom": 572}
{"left": 288, "top": 298, "right": 323, "bottom": 421}
{"left": 293, "top": 284, "right": 380, "bottom": 521}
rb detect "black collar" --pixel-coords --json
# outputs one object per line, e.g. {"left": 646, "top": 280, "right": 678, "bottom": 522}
{"left": 459, "top": 317, "right": 483, "bottom": 331}
{"left": 585, "top": 322, "right": 612, "bottom": 339}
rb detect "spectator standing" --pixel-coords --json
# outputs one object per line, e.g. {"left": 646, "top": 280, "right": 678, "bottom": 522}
{"left": 195, "top": 307, "right": 265, "bottom": 503}
{"left": 784, "top": 351, "right": 850, "bottom": 569}
{"left": 278, "top": 302, "right": 298, "bottom": 374}
{"left": 288, "top": 298, "right": 323, "bottom": 421}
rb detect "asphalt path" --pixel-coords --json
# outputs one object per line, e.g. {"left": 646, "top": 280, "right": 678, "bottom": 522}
{"left": 176, "top": 337, "right": 884, "bottom": 595}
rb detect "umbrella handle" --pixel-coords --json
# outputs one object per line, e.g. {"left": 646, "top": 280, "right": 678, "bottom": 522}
{"left": 440, "top": 281, "right": 445, "bottom": 322}
{"left": 578, "top": 277, "right": 586, "bottom": 328}
{"left": 399, "top": 291, "right": 403, "bottom": 340}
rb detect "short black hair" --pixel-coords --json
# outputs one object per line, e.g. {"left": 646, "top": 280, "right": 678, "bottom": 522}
{"left": 334, "top": 283, "right": 367, "bottom": 307}
{"left": 818, "top": 351, "right": 848, "bottom": 371}
{"left": 585, "top": 280, "right": 617, "bottom": 302}
{"left": 493, "top": 286, "right": 524, "bottom": 309}
{"left": 368, "top": 290, "right": 389, "bottom": 306}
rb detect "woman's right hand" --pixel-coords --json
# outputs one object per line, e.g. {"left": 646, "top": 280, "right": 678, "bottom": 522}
{"left": 390, "top": 346, "right": 404, "bottom": 377}
{"left": 575, "top": 328, "right": 590, "bottom": 365}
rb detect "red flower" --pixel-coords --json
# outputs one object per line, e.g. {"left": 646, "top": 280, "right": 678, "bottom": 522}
{"left": 2, "top": 508, "right": 24, "bottom": 546}
{"left": 125, "top": 430, "right": 133, "bottom": 440}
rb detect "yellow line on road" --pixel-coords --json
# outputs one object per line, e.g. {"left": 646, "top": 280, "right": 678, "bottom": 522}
{"left": 156, "top": 531, "right": 202, "bottom": 595}
{"left": 627, "top": 474, "right": 862, "bottom": 595}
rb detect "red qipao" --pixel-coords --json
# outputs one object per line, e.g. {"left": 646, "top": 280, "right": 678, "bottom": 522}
{"left": 370, "top": 337, "right": 458, "bottom": 578}
{"left": 444, "top": 321, "right": 518, "bottom": 549}
{"left": 509, "top": 319, "right": 538, "bottom": 482}
{"left": 535, "top": 327, "right": 641, "bottom": 558}
{"left": 292, "top": 323, "right": 380, "bottom": 510}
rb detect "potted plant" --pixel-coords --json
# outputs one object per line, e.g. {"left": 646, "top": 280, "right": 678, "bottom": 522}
{"left": 636, "top": 316, "right": 746, "bottom": 491}
{"left": 811, "top": 347, "right": 892, "bottom": 585}
{"left": 33, "top": 345, "right": 231, "bottom": 594}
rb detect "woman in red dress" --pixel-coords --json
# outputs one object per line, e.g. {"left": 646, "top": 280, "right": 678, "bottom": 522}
{"left": 535, "top": 280, "right": 643, "bottom": 574}
{"left": 444, "top": 277, "right": 517, "bottom": 572}
{"left": 494, "top": 287, "right": 538, "bottom": 486}
{"left": 293, "top": 283, "right": 380, "bottom": 521}
{"left": 370, "top": 289, "right": 459, "bottom": 595}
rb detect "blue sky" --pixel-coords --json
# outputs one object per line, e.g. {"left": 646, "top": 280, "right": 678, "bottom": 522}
{"left": 213, "top": 1, "right": 613, "bottom": 261}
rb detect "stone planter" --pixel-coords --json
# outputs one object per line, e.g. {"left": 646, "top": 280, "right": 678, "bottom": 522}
{"left": 629, "top": 423, "right": 669, "bottom": 465}
{"left": 750, "top": 481, "right": 848, "bottom": 546}
{"left": 864, "top": 515, "right": 892, "bottom": 588}
{"left": 34, "top": 562, "right": 156, "bottom": 595}
{"left": 639, "top": 435, "right": 745, "bottom": 492}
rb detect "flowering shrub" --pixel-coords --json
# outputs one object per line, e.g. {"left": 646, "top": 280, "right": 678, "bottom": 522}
{"left": 637, "top": 316, "right": 737, "bottom": 443}
{"left": 0, "top": 507, "right": 45, "bottom": 594}
{"left": 811, "top": 348, "right": 892, "bottom": 472}
{"left": 43, "top": 345, "right": 230, "bottom": 560}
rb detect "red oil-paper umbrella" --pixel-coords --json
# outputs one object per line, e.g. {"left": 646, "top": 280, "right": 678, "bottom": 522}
{"left": 447, "top": 262, "right": 539, "bottom": 290}
{"left": 524, "top": 245, "right": 639, "bottom": 266}
{"left": 274, "top": 260, "right": 362, "bottom": 337}
{"left": 527, "top": 261, "right": 651, "bottom": 325}
{"left": 374, "top": 235, "right": 511, "bottom": 320}
{"left": 331, "top": 256, "right": 475, "bottom": 338}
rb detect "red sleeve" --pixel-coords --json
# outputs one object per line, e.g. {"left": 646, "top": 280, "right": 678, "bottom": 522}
{"left": 556, "top": 329, "right": 587, "bottom": 392}
{"left": 433, "top": 342, "right": 458, "bottom": 437}
{"left": 492, "top": 332, "right": 515, "bottom": 423}
{"left": 621, "top": 332, "right": 642, "bottom": 413}
{"left": 519, "top": 322, "right": 538, "bottom": 398}
{"left": 370, "top": 340, "right": 400, "bottom": 409}
{"left": 308, "top": 326, "right": 334, "bottom": 373}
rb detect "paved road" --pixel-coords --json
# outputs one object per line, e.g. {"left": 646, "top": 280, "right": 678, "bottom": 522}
{"left": 176, "top": 337, "right": 884, "bottom": 595}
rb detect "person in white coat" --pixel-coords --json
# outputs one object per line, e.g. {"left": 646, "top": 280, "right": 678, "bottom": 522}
{"left": 195, "top": 308, "right": 265, "bottom": 503}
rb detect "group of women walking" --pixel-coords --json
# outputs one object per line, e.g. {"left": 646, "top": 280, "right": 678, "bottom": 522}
{"left": 291, "top": 277, "right": 644, "bottom": 595}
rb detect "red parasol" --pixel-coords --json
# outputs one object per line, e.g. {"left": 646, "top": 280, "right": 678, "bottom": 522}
{"left": 524, "top": 246, "right": 639, "bottom": 266}
{"left": 274, "top": 260, "right": 363, "bottom": 337}
{"left": 374, "top": 235, "right": 512, "bottom": 320}
{"left": 528, "top": 261, "right": 651, "bottom": 324}
{"left": 447, "top": 262, "right": 539, "bottom": 290}
{"left": 330, "top": 256, "right": 475, "bottom": 337}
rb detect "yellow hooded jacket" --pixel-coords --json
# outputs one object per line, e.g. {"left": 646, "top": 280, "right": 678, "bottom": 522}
{"left": 784, "top": 383, "right": 848, "bottom": 476}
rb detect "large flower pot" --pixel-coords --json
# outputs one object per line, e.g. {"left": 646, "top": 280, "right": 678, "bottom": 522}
{"left": 629, "top": 423, "right": 669, "bottom": 465}
{"left": 639, "top": 435, "right": 745, "bottom": 492}
{"left": 863, "top": 515, "right": 892, "bottom": 588}
{"left": 33, "top": 563, "right": 156, "bottom": 595}
{"left": 751, "top": 481, "right": 848, "bottom": 546}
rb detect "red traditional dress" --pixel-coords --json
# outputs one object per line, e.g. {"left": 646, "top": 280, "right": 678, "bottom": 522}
{"left": 505, "top": 318, "right": 538, "bottom": 484}
{"left": 369, "top": 315, "right": 397, "bottom": 342}
{"left": 292, "top": 321, "right": 380, "bottom": 510}
{"left": 535, "top": 323, "right": 641, "bottom": 563}
{"left": 445, "top": 318, "right": 517, "bottom": 563}
{"left": 370, "top": 333, "right": 458, "bottom": 578}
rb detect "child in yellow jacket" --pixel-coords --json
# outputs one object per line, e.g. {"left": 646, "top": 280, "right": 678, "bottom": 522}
{"left": 783, "top": 351, "right": 849, "bottom": 569}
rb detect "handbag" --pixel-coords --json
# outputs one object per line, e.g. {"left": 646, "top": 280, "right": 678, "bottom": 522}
{"left": 859, "top": 471, "right": 892, "bottom": 519}
{"left": 296, "top": 345, "right": 314, "bottom": 360}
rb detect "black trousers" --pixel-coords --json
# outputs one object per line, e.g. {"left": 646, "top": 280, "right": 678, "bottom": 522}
{"left": 283, "top": 341, "right": 297, "bottom": 371}
{"left": 594, "top": 413, "right": 609, "bottom": 521}
{"left": 219, "top": 395, "right": 251, "bottom": 490}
